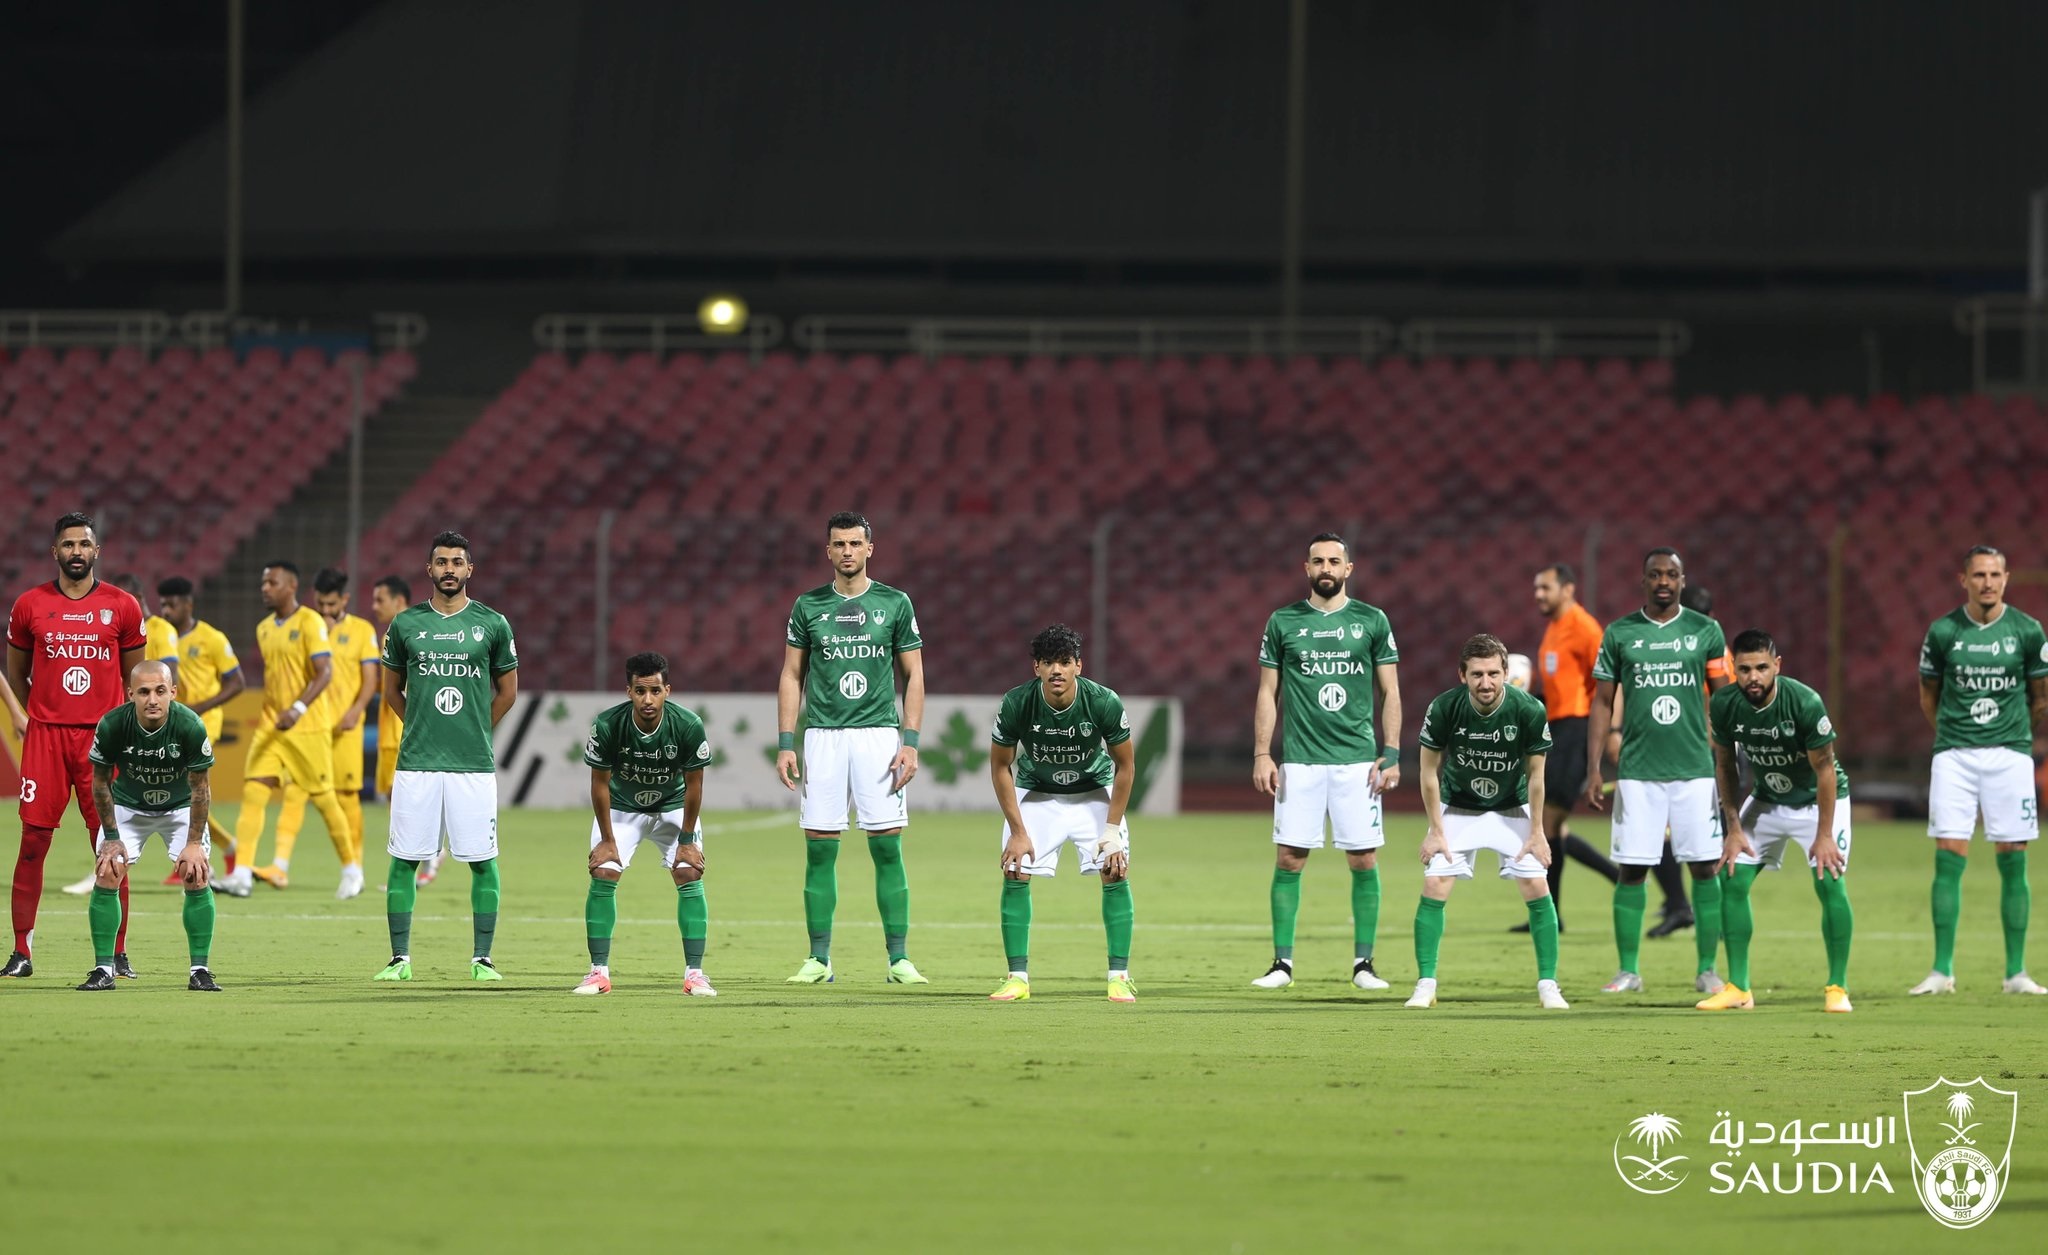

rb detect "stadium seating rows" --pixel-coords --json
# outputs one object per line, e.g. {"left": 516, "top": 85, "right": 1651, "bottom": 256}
{"left": 0, "top": 344, "right": 415, "bottom": 612}
{"left": 355, "top": 350, "right": 2048, "bottom": 763}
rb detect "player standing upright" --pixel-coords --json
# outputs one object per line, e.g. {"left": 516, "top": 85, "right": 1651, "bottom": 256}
{"left": 1251, "top": 532, "right": 1401, "bottom": 991}
{"left": 5, "top": 514, "right": 146, "bottom": 979}
{"left": 1520, "top": 563, "right": 1619, "bottom": 933}
{"left": 82, "top": 661, "right": 222, "bottom": 991}
{"left": 775, "top": 512, "right": 927, "bottom": 985}
{"left": 156, "top": 576, "right": 244, "bottom": 887}
{"left": 270, "top": 568, "right": 378, "bottom": 899}
{"left": 576, "top": 653, "right": 716, "bottom": 996}
{"left": 1911, "top": 546, "right": 2048, "bottom": 996}
{"left": 987, "top": 625, "right": 1139, "bottom": 1003}
{"left": 370, "top": 576, "right": 410, "bottom": 802}
{"left": 1584, "top": 548, "right": 1730, "bottom": 996}
{"left": 375, "top": 532, "right": 518, "bottom": 983}
{"left": 1706, "top": 630, "right": 1855, "bottom": 1013}
{"left": 1409, "top": 634, "right": 1567, "bottom": 1009}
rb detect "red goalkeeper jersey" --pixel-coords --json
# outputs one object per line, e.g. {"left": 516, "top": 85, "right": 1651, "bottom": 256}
{"left": 6, "top": 579, "right": 145, "bottom": 726}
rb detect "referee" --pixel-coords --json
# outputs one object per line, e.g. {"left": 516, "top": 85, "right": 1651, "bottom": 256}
{"left": 1514, "top": 563, "right": 1620, "bottom": 932}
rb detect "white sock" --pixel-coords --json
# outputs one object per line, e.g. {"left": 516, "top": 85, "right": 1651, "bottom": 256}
{"left": 1008, "top": 970, "right": 1028, "bottom": 981}
{"left": 1108, "top": 969, "right": 1129, "bottom": 981}
{"left": 275, "top": 859, "right": 289, "bottom": 872}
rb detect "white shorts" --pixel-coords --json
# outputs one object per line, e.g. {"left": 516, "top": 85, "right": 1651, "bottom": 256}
{"left": 1272, "top": 762, "right": 1385, "bottom": 850}
{"left": 1611, "top": 777, "right": 1720, "bottom": 865}
{"left": 1928, "top": 747, "right": 2039, "bottom": 842}
{"left": 800, "top": 727, "right": 909, "bottom": 832}
{"left": 389, "top": 770, "right": 499, "bottom": 863}
{"left": 105, "top": 804, "right": 204, "bottom": 864}
{"left": 1737, "top": 798, "right": 1852, "bottom": 871}
{"left": 1001, "top": 788, "right": 1129, "bottom": 877}
{"left": 590, "top": 808, "right": 703, "bottom": 871}
{"left": 1425, "top": 807, "right": 1547, "bottom": 880}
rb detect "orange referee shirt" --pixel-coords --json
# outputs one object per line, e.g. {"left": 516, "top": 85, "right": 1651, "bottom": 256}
{"left": 1537, "top": 603, "right": 1602, "bottom": 719}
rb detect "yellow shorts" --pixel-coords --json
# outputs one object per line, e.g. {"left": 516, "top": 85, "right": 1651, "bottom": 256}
{"left": 245, "top": 725, "right": 337, "bottom": 794}
{"left": 332, "top": 726, "right": 366, "bottom": 792}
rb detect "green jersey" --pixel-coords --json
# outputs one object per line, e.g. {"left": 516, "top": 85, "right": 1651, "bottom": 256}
{"left": 1919, "top": 605, "right": 2048, "bottom": 754}
{"left": 1418, "top": 685, "right": 1552, "bottom": 812}
{"left": 380, "top": 599, "right": 518, "bottom": 773}
{"left": 786, "top": 581, "right": 922, "bottom": 730}
{"left": 990, "top": 676, "right": 1131, "bottom": 794}
{"left": 89, "top": 702, "right": 214, "bottom": 812}
{"left": 1592, "top": 607, "right": 1725, "bottom": 781}
{"left": 584, "top": 700, "right": 711, "bottom": 814}
{"left": 1258, "top": 599, "right": 1399, "bottom": 765}
{"left": 1709, "top": 676, "right": 1848, "bottom": 807}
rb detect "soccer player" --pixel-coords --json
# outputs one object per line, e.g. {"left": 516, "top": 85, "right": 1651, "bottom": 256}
{"left": 775, "top": 511, "right": 927, "bottom": 985}
{"left": 576, "top": 652, "right": 715, "bottom": 996}
{"left": 1409, "top": 633, "right": 1567, "bottom": 1010}
{"left": 81, "top": 661, "right": 221, "bottom": 991}
{"left": 1911, "top": 545, "right": 2048, "bottom": 996}
{"left": 157, "top": 577, "right": 245, "bottom": 885}
{"left": 370, "top": 576, "right": 409, "bottom": 801}
{"left": 270, "top": 568, "right": 377, "bottom": 899}
{"left": 1517, "top": 562, "right": 1620, "bottom": 934}
{"left": 375, "top": 531, "right": 518, "bottom": 983}
{"left": 1584, "top": 548, "right": 1730, "bottom": 996}
{"left": 1251, "top": 532, "right": 1401, "bottom": 991}
{"left": 5, "top": 513, "right": 145, "bottom": 979}
{"left": 987, "top": 624, "right": 1138, "bottom": 1003}
{"left": 213, "top": 562, "right": 354, "bottom": 895}
{"left": 1705, "top": 630, "right": 1854, "bottom": 1013}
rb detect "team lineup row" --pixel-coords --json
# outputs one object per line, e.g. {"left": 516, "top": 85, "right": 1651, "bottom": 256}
{"left": 7, "top": 514, "right": 2046, "bottom": 1006}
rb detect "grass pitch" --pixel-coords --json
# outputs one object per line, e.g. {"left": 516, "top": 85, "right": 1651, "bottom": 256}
{"left": 3, "top": 803, "right": 2042, "bottom": 1254}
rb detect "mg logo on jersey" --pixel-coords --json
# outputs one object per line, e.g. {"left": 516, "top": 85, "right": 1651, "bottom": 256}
{"left": 1764, "top": 772, "right": 1793, "bottom": 795}
{"left": 1317, "top": 683, "right": 1348, "bottom": 712}
{"left": 1471, "top": 777, "right": 1500, "bottom": 800}
{"left": 1904, "top": 1077, "right": 2017, "bottom": 1229}
{"left": 634, "top": 790, "right": 663, "bottom": 807}
{"left": 838, "top": 672, "right": 869, "bottom": 700}
{"left": 434, "top": 686, "right": 464, "bottom": 715}
{"left": 62, "top": 666, "right": 92, "bottom": 696}
{"left": 1650, "top": 694, "right": 1683, "bottom": 725}
{"left": 1051, "top": 770, "right": 1082, "bottom": 786}
{"left": 143, "top": 789, "right": 172, "bottom": 807}
{"left": 1969, "top": 697, "right": 1999, "bottom": 725}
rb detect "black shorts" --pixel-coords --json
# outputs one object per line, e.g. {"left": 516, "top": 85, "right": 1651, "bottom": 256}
{"left": 1544, "top": 717, "right": 1588, "bottom": 812}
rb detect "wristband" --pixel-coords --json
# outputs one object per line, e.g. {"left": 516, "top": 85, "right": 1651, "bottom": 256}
{"left": 290, "top": 701, "right": 308, "bottom": 716}
{"left": 777, "top": 732, "right": 795, "bottom": 752}
{"left": 900, "top": 729, "right": 920, "bottom": 749}
{"left": 1377, "top": 748, "right": 1399, "bottom": 767}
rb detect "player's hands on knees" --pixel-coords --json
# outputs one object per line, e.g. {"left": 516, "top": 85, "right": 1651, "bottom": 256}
{"left": 176, "top": 843, "right": 210, "bottom": 888}
{"left": 588, "top": 840, "right": 621, "bottom": 875}
{"left": 1252, "top": 756, "right": 1279, "bottom": 797}
{"left": 1718, "top": 829, "right": 1753, "bottom": 875}
{"left": 1813, "top": 833, "right": 1846, "bottom": 879}
{"left": 1520, "top": 830, "right": 1553, "bottom": 869}
{"left": 1582, "top": 770, "right": 1606, "bottom": 812}
{"left": 1101, "top": 849, "right": 1129, "bottom": 881}
{"left": 775, "top": 749, "right": 800, "bottom": 791}
{"left": 674, "top": 841, "right": 705, "bottom": 875}
{"left": 1370, "top": 763, "right": 1400, "bottom": 795}
{"left": 94, "top": 840, "right": 127, "bottom": 885}
{"left": 1001, "top": 831, "right": 1034, "bottom": 880}
{"left": 1419, "top": 828, "right": 1448, "bottom": 867}
{"left": 889, "top": 746, "right": 918, "bottom": 792}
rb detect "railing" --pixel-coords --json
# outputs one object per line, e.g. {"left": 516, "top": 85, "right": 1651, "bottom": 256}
{"left": 1954, "top": 296, "right": 2048, "bottom": 395}
{"left": 0, "top": 309, "right": 427, "bottom": 352}
{"left": 532, "top": 312, "right": 786, "bottom": 358}
{"left": 1398, "top": 318, "right": 1691, "bottom": 359}
{"left": 791, "top": 315, "right": 1398, "bottom": 357}
{"left": 178, "top": 310, "right": 429, "bottom": 350}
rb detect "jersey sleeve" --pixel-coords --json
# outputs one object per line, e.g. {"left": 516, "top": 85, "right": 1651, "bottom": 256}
{"left": 87, "top": 716, "right": 116, "bottom": 767}
{"left": 684, "top": 715, "right": 713, "bottom": 769}
{"left": 1101, "top": 690, "right": 1132, "bottom": 748}
{"left": 491, "top": 614, "right": 518, "bottom": 674}
{"left": 117, "top": 594, "right": 145, "bottom": 651}
{"left": 2026, "top": 619, "right": 2048, "bottom": 680}
{"left": 1525, "top": 701, "right": 1553, "bottom": 754}
{"left": 990, "top": 690, "right": 1021, "bottom": 747}
{"left": 1702, "top": 618, "right": 1729, "bottom": 679}
{"left": 1416, "top": 693, "right": 1446, "bottom": 750}
{"left": 1591, "top": 625, "right": 1619, "bottom": 683}
{"left": 786, "top": 600, "right": 811, "bottom": 650}
{"left": 184, "top": 715, "right": 216, "bottom": 771}
{"left": 210, "top": 630, "right": 240, "bottom": 676}
{"left": 1707, "top": 687, "right": 1734, "bottom": 747}
{"left": 894, "top": 595, "right": 922, "bottom": 652}
{"left": 304, "top": 611, "right": 331, "bottom": 659}
{"left": 1799, "top": 688, "right": 1838, "bottom": 752}
{"left": 583, "top": 711, "right": 614, "bottom": 770}
{"left": 1258, "top": 615, "right": 1281, "bottom": 669}
{"left": 1918, "top": 619, "right": 1948, "bottom": 678}
{"left": 6, "top": 594, "right": 30, "bottom": 651}
{"left": 147, "top": 620, "right": 178, "bottom": 662}
{"left": 1373, "top": 613, "right": 1400, "bottom": 665}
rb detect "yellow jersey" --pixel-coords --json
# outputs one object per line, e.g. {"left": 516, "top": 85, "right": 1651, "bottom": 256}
{"left": 322, "top": 612, "right": 381, "bottom": 726}
{"left": 144, "top": 615, "right": 179, "bottom": 668}
{"left": 377, "top": 627, "right": 403, "bottom": 750}
{"left": 176, "top": 620, "right": 240, "bottom": 707}
{"left": 256, "top": 605, "right": 334, "bottom": 733}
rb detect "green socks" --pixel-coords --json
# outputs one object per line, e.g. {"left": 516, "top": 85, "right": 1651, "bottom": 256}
{"left": 1931, "top": 849, "right": 1965, "bottom": 976}
{"left": 1526, "top": 894, "right": 1559, "bottom": 981}
{"left": 1614, "top": 880, "right": 1647, "bottom": 973}
{"left": 1721, "top": 864, "right": 1758, "bottom": 989}
{"left": 868, "top": 835, "right": 910, "bottom": 961}
{"left": 1997, "top": 848, "right": 2029, "bottom": 979}
{"left": 1001, "top": 877, "right": 1032, "bottom": 972}
{"left": 678, "top": 880, "right": 708, "bottom": 969}
{"left": 1812, "top": 870, "right": 1853, "bottom": 987}
{"left": 1413, "top": 896, "right": 1446, "bottom": 979}
{"left": 387, "top": 857, "right": 419, "bottom": 957}
{"left": 183, "top": 886, "right": 215, "bottom": 968}
{"left": 1102, "top": 879, "right": 1133, "bottom": 970}
{"left": 469, "top": 858, "right": 500, "bottom": 961}
{"left": 89, "top": 885, "right": 121, "bottom": 967}
{"left": 1351, "top": 865, "right": 1379, "bottom": 961}
{"left": 1270, "top": 867, "right": 1302, "bottom": 961}
{"left": 1690, "top": 870, "right": 1722, "bottom": 976}
{"left": 803, "top": 838, "right": 839, "bottom": 961}
{"left": 586, "top": 876, "right": 618, "bottom": 966}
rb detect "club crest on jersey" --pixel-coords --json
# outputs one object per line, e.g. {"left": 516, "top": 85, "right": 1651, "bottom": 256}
{"left": 1079, "top": 722, "right": 1095, "bottom": 738}
{"left": 1504, "top": 724, "right": 1518, "bottom": 741}
{"left": 471, "top": 626, "right": 484, "bottom": 642}
{"left": 873, "top": 611, "right": 885, "bottom": 624}
{"left": 1684, "top": 635, "right": 1699, "bottom": 651}
{"left": 664, "top": 744, "right": 678, "bottom": 759}
{"left": 1349, "top": 624, "right": 1364, "bottom": 640}
{"left": 100, "top": 608, "right": 113, "bottom": 625}
{"left": 2001, "top": 638, "right": 2016, "bottom": 654}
